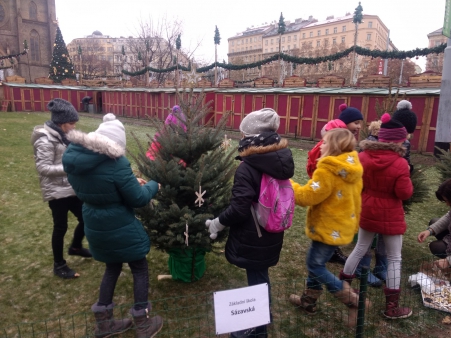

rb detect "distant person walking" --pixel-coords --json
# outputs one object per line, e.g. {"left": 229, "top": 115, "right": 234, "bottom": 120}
{"left": 31, "top": 98, "right": 91, "bottom": 280}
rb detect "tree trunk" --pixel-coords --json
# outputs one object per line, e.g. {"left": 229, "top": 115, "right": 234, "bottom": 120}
{"left": 350, "top": 23, "right": 358, "bottom": 85}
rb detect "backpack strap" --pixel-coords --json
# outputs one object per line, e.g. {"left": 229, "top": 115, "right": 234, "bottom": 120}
{"left": 250, "top": 204, "right": 262, "bottom": 238}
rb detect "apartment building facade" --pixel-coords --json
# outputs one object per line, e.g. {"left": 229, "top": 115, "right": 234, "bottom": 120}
{"left": 227, "top": 13, "right": 392, "bottom": 83}
{"left": 426, "top": 28, "right": 447, "bottom": 73}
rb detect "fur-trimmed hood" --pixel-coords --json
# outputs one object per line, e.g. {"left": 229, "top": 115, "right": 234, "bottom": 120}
{"left": 359, "top": 140, "right": 406, "bottom": 157}
{"left": 238, "top": 138, "right": 294, "bottom": 180}
{"left": 63, "top": 130, "right": 126, "bottom": 176}
{"left": 66, "top": 129, "right": 125, "bottom": 159}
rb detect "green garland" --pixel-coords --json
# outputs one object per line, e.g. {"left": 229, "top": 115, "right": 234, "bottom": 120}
{"left": 122, "top": 44, "right": 446, "bottom": 77}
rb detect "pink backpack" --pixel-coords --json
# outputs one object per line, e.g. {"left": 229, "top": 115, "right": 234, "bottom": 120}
{"left": 251, "top": 173, "right": 295, "bottom": 236}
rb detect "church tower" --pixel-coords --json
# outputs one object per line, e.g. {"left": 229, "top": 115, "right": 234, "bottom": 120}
{"left": 0, "top": 0, "right": 57, "bottom": 82}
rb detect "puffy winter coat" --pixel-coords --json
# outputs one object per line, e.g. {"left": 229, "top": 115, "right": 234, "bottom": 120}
{"left": 31, "top": 123, "right": 76, "bottom": 201}
{"left": 62, "top": 130, "right": 159, "bottom": 264}
{"left": 358, "top": 140, "right": 413, "bottom": 235}
{"left": 218, "top": 139, "right": 294, "bottom": 270}
{"left": 292, "top": 151, "right": 363, "bottom": 246}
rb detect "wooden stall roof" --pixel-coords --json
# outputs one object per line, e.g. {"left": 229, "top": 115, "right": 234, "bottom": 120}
{"left": 1, "top": 82, "right": 217, "bottom": 93}
{"left": 408, "top": 71, "right": 442, "bottom": 88}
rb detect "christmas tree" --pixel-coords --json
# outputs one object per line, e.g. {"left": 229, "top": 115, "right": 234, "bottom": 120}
{"left": 132, "top": 88, "right": 236, "bottom": 282}
{"left": 48, "top": 26, "right": 75, "bottom": 83}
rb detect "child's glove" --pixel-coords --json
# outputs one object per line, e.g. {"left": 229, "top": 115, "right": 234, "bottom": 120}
{"left": 205, "top": 218, "right": 225, "bottom": 240}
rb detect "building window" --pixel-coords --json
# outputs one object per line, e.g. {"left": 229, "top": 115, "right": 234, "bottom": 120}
{"left": 254, "top": 37, "right": 257, "bottom": 42}
{"left": 265, "top": 48, "right": 268, "bottom": 52}
{"left": 288, "top": 45, "right": 290, "bottom": 50}
{"left": 288, "top": 36, "right": 291, "bottom": 42}
{"left": 231, "top": 49, "right": 234, "bottom": 53}
{"left": 302, "top": 33, "right": 305, "bottom": 38}
{"left": 325, "top": 29, "right": 329, "bottom": 35}
{"left": 309, "top": 41, "right": 313, "bottom": 47}
{"left": 366, "top": 34, "right": 371, "bottom": 41}
{"left": 342, "top": 25, "right": 346, "bottom": 32}
{"left": 231, "top": 41, "right": 234, "bottom": 46}
{"left": 282, "top": 37, "right": 285, "bottom": 42}
{"left": 265, "top": 40, "right": 268, "bottom": 45}
{"left": 324, "top": 39, "right": 329, "bottom": 46}
{"left": 270, "top": 48, "right": 273, "bottom": 52}
{"left": 317, "top": 30, "right": 321, "bottom": 36}
{"left": 317, "top": 40, "right": 320, "bottom": 47}
{"left": 332, "top": 38, "right": 336, "bottom": 45}
{"left": 368, "top": 21, "right": 373, "bottom": 28}
{"left": 271, "top": 39, "right": 274, "bottom": 44}
{"left": 341, "top": 36, "right": 345, "bottom": 43}
{"left": 294, "top": 35, "right": 297, "bottom": 41}
{"left": 310, "top": 32, "right": 313, "bottom": 37}
{"left": 29, "top": 1, "right": 37, "bottom": 20}
{"left": 246, "top": 38, "right": 248, "bottom": 43}
{"left": 334, "top": 27, "right": 337, "bottom": 33}
{"left": 293, "top": 44, "right": 296, "bottom": 48}
{"left": 30, "top": 30, "right": 40, "bottom": 61}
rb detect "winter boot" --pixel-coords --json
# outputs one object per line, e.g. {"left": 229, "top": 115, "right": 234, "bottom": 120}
{"left": 289, "top": 288, "right": 323, "bottom": 315}
{"left": 328, "top": 247, "right": 348, "bottom": 265}
{"left": 355, "top": 253, "right": 382, "bottom": 288}
{"left": 339, "top": 270, "right": 357, "bottom": 290}
{"left": 383, "top": 288, "right": 412, "bottom": 319}
{"left": 333, "top": 281, "right": 371, "bottom": 327}
{"left": 373, "top": 251, "right": 387, "bottom": 282}
{"left": 130, "top": 302, "right": 163, "bottom": 338}
{"left": 91, "top": 303, "right": 132, "bottom": 338}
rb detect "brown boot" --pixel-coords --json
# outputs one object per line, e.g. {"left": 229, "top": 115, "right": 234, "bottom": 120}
{"left": 91, "top": 303, "right": 132, "bottom": 338}
{"left": 383, "top": 288, "right": 412, "bottom": 319}
{"left": 289, "top": 288, "right": 323, "bottom": 315}
{"left": 130, "top": 303, "right": 163, "bottom": 338}
{"left": 333, "top": 281, "right": 371, "bottom": 327}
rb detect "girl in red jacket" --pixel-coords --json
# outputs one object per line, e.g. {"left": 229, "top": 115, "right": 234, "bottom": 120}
{"left": 341, "top": 113, "right": 413, "bottom": 320}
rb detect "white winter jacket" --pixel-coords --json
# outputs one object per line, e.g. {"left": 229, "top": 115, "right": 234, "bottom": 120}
{"left": 31, "top": 123, "right": 76, "bottom": 201}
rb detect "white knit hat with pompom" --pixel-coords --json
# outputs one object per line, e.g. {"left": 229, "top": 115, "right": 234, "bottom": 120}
{"left": 95, "top": 113, "right": 126, "bottom": 148}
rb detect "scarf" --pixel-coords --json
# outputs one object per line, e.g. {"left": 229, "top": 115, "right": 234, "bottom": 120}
{"left": 238, "top": 131, "right": 281, "bottom": 153}
{"left": 45, "top": 120, "right": 70, "bottom": 146}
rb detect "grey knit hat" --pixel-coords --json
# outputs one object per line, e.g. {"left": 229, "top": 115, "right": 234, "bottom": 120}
{"left": 239, "top": 108, "right": 280, "bottom": 137}
{"left": 95, "top": 113, "right": 126, "bottom": 149}
{"left": 47, "top": 98, "right": 79, "bottom": 125}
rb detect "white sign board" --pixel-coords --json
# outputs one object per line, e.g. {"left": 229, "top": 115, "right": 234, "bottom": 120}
{"left": 213, "top": 283, "right": 270, "bottom": 335}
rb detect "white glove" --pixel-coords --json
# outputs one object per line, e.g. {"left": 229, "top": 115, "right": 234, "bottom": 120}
{"left": 205, "top": 217, "right": 225, "bottom": 240}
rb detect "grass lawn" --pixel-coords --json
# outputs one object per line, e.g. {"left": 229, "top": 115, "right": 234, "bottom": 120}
{"left": 0, "top": 111, "right": 449, "bottom": 337}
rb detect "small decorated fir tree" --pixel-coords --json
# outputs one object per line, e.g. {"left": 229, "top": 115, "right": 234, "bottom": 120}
{"left": 132, "top": 88, "right": 236, "bottom": 282}
{"left": 48, "top": 26, "right": 75, "bottom": 83}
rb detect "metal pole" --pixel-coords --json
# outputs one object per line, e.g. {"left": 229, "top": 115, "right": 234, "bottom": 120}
{"left": 435, "top": 33, "right": 451, "bottom": 156}
{"left": 355, "top": 266, "right": 368, "bottom": 338}
{"left": 383, "top": 30, "right": 390, "bottom": 76}
{"left": 399, "top": 59, "right": 404, "bottom": 85}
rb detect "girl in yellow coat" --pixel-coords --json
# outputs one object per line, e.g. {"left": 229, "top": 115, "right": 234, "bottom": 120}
{"left": 289, "top": 128, "right": 365, "bottom": 327}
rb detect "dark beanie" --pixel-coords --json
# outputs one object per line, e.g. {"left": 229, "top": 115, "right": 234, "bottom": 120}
{"left": 392, "top": 100, "right": 417, "bottom": 134}
{"left": 338, "top": 104, "right": 364, "bottom": 125}
{"left": 47, "top": 98, "right": 79, "bottom": 125}
{"left": 378, "top": 113, "right": 407, "bottom": 143}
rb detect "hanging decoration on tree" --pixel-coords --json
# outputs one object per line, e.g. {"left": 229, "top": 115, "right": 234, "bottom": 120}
{"left": 48, "top": 26, "right": 75, "bottom": 83}
{"left": 184, "top": 222, "right": 189, "bottom": 246}
{"left": 185, "top": 65, "right": 201, "bottom": 85}
{"left": 195, "top": 185, "right": 206, "bottom": 207}
{"left": 220, "top": 134, "right": 232, "bottom": 150}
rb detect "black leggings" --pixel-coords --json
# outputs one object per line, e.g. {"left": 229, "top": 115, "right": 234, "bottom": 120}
{"left": 428, "top": 218, "right": 450, "bottom": 258}
{"left": 98, "top": 257, "right": 149, "bottom": 310}
{"left": 48, "top": 196, "right": 85, "bottom": 264}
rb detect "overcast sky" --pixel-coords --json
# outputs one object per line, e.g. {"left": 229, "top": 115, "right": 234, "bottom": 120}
{"left": 55, "top": 0, "right": 446, "bottom": 70}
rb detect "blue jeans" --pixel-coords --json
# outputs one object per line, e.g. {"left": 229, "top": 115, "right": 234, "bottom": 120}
{"left": 306, "top": 241, "right": 343, "bottom": 293}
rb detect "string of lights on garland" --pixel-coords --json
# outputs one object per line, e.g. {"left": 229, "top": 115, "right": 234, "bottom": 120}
{"left": 121, "top": 43, "right": 446, "bottom": 77}
{"left": 233, "top": 77, "right": 261, "bottom": 84}
{"left": 0, "top": 49, "right": 28, "bottom": 61}
{"left": 0, "top": 65, "right": 14, "bottom": 70}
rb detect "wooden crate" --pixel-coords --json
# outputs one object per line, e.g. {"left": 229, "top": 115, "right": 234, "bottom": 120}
{"left": 317, "top": 75, "right": 345, "bottom": 88}
{"left": 149, "top": 80, "right": 159, "bottom": 88}
{"left": 408, "top": 72, "right": 442, "bottom": 88}
{"left": 163, "top": 80, "right": 175, "bottom": 88}
{"left": 82, "top": 79, "right": 104, "bottom": 87}
{"left": 254, "top": 77, "right": 274, "bottom": 88}
{"left": 218, "top": 78, "right": 235, "bottom": 88}
{"left": 197, "top": 79, "right": 212, "bottom": 88}
{"left": 124, "top": 81, "right": 133, "bottom": 88}
{"left": 6, "top": 75, "right": 26, "bottom": 84}
{"left": 105, "top": 80, "right": 122, "bottom": 87}
{"left": 61, "top": 78, "right": 78, "bottom": 86}
{"left": 357, "top": 74, "right": 391, "bottom": 88}
{"left": 283, "top": 75, "right": 306, "bottom": 87}
{"left": 35, "top": 77, "right": 54, "bottom": 85}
